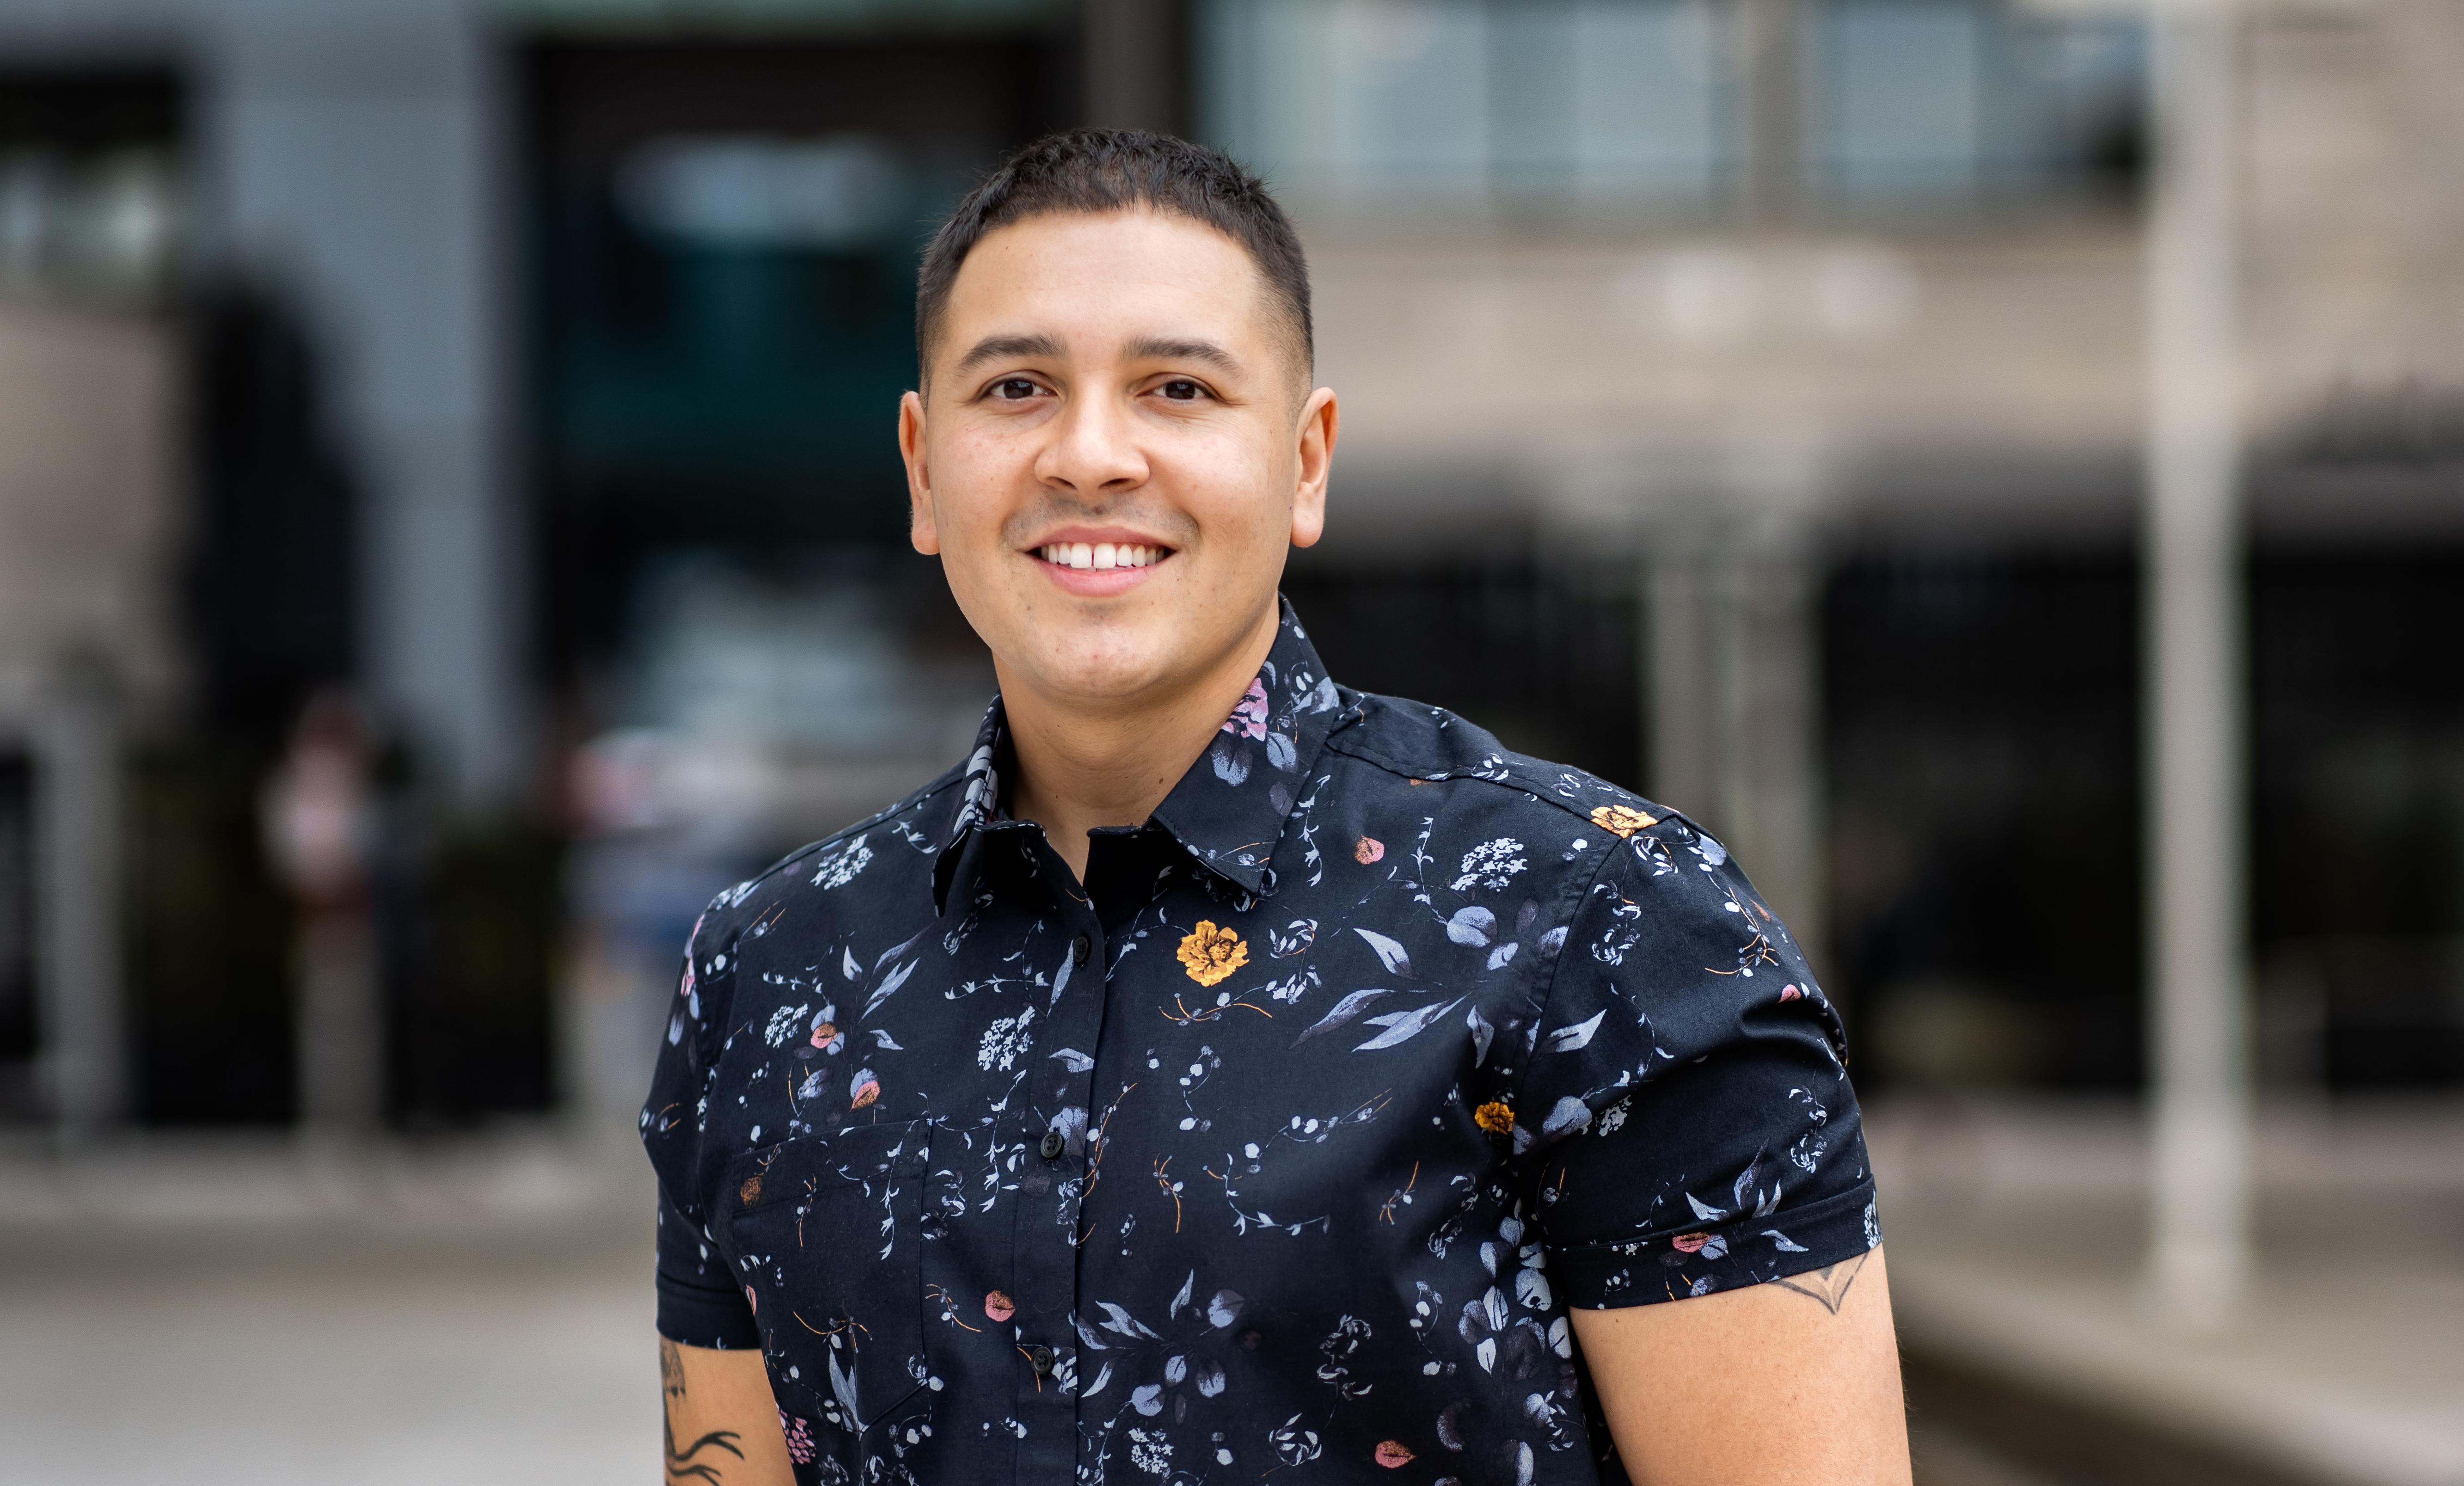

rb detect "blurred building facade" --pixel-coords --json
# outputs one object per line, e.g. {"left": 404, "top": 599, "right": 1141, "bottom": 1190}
{"left": 0, "top": 0, "right": 2457, "bottom": 1131}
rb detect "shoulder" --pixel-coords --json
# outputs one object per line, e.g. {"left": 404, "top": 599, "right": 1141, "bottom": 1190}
{"left": 686, "top": 760, "right": 970, "bottom": 959}
{"left": 1323, "top": 689, "right": 1682, "bottom": 852}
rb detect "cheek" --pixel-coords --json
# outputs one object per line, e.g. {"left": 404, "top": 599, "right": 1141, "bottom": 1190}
{"left": 1167, "top": 426, "right": 1291, "bottom": 544}
{"left": 930, "top": 429, "right": 1033, "bottom": 548}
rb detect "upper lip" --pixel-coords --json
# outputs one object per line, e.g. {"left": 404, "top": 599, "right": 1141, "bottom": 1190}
{"left": 1024, "top": 526, "right": 1175, "bottom": 553}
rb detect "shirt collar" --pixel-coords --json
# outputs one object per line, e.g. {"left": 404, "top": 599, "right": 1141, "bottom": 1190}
{"left": 931, "top": 597, "right": 1352, "bottom": 911}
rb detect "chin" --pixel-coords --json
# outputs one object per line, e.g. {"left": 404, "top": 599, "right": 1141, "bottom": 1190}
{"left": 1023, "top": 627, "right": 1178, "bottom": 703}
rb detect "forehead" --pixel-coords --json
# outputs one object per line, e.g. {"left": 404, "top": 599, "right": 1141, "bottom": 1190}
{"left": 936, "top": 208, "right": 1277, "bottom": 358}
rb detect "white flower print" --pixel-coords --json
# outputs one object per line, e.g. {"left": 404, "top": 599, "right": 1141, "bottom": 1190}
{"left": 1269, "top": 1414, "right": 1323, "bottom": 1467}
{"left": 1449, "top": 837, "right": 1526, "bottom": 893}
{"left": 1127, "top": 1427, "right": 1172, "bottom": 1475}
{"left": 1595, "top": 1094, "right": 1632, "bottom": 1137}
{"left": 810, "top": 834, "right": 874, "bottom": 890}
{"left": 976, "top": 1006, "right": 1036, "bottom": 1072}
{"left": 763, "top": 1003, "right": 810, "bottom": 1049}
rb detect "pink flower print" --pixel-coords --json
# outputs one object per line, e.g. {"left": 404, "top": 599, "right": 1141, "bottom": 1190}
{"left": 779, "top": 1410, "right": 817, "bottom": 1466}
{"left": 1225, "top": 680, "right": 1269, "bottom": 740}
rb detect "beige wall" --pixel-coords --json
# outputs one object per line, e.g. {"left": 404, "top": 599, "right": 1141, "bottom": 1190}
{"left": 1302, "top": 0, "right": 2464, "bottom": 545}
{"left": 2244, "top": 0, "right": 2464, "bottom": 436}
{"left": 0, "top": 300, "right": 180, "bottom": 712}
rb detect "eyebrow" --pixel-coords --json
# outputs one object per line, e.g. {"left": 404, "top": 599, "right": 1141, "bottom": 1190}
{"left": 950, "top": 332, "right": 1064, "bottom": 378}
{"left": 947, "top": 331, "right": 1245, "bottom": 381}
{"left": 1125, "top": 336, "right": 1240, "bottom": 374}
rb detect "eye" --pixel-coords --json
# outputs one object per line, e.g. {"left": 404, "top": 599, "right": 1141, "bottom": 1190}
{"left": 991, "top": 377, "right": 1041, "bottom": 401}
{"left": 1158, "top": 379, "right": 1204, "bottom": 402}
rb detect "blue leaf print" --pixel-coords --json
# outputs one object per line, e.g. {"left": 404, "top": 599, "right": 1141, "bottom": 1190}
{"left": 1446, "top": 906, "right": 1496, "bottom": 946}
{"left": 1095, "top": 1301, "right": 1162, "bottom": 1340}
{"left": 1542, "top": 1009, "right": 1605, "bottom": 1053}
{"left": 1539, "top": 1095, "right": 1593, "bottom": 1137}
{"left": 863, "top": 958, "right": 917, "bottom": 1017}
{"left": 1354, "top": 996, "right": 1465, "bottom": 1051}
{"left": 1292, "top": 989, "right": 1394, "bottom": 1046}
{"left": 1205, "top": 1290, "right": 1244, "bottom": 1328}
{"left": 1352, "top": 927, "right": 1412, "bottom": 975}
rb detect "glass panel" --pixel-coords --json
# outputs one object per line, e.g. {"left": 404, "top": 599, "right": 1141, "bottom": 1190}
{"left": 1567, "top": 0, "right": 1730, "bottom": 202}
{"left": 1814, "top": 0, "right": 1983, "bottom": 197}
{"left": 1201, "top": 0, "right": 1738, "bottom": 219}
{"left": 1807, "top": 0, "right": 2145, "bottom": 207}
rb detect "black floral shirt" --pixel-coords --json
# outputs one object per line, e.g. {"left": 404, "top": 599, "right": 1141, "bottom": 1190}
{"left": 644, "top": 600, "right": 1877, "bottom": 1486}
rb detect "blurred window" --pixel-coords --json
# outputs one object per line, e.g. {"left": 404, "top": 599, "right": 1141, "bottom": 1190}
{"left": 0, "top": 69, "right": 182, "bottom": 310}
{"left": 1806, "top": 0, "right": 2144, "bottom": 208}
{"left": 1200, "top": 0, "right": 1743, "bottom": 219}
{"left": 1198, "top": 0, "right": 2141, "bottom": 223}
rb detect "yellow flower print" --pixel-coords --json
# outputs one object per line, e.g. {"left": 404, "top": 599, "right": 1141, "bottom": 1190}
{"left": 1474, "top": 1100, "right": 1514, "bottom": 1135}
{"left": 1588, "top": 804, "right": 1656, "bottom": 838}
{"left": 1176, "top": 921, "right": 1250, "bottom": 987}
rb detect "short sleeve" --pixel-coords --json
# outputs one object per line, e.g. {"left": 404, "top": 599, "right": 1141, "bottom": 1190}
{"left": 643, "top": 894, "right": 760, "bottom": 1349}
{"left": 1512, "top": 812, "right": 1878, "bottom": 1307}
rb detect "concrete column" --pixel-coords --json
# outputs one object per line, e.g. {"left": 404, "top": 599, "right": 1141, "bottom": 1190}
{"left": 32, "top": 664, "right": 126, "bottom": 1140}
{"left": 1643, "top": 488, "right": 1827, "bottom": 969}
{"left": 2143, "top": 0, "right": 2250, "bottom": 1328}
{"left": 1740, "top": 0, "right": 1807, "bottom": 227}
{"left": 202, "top": 0, "right": 522, "bottom": 808}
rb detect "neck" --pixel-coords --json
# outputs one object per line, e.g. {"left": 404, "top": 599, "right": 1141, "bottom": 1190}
{"left": 1001, "top": 604, "right": 1280, "bottom": 883}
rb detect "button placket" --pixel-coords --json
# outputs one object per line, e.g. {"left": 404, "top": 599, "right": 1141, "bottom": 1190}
{"left": 1009, "top": 905, "right": 1109, "bottom": 1482}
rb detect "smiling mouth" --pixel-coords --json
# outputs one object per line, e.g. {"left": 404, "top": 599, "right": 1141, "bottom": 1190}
{"left": 1035, "top": 541, "right": 1169, "bottom": 571}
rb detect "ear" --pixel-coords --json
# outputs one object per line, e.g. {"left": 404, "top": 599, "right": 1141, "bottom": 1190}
{"left": 899, "top": 388, "right": 939, "bottom": 555}
{"left": 1289, "top": 386, "right": 1338, "bottom": 549}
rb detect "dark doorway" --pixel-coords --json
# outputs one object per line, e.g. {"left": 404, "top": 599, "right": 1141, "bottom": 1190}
{"left": 522, "top": 32, "right": 1073, "bottom": 691}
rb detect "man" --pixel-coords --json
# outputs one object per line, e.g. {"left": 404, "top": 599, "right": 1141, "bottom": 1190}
{"left": 645, "top": 130, "right": 1909, "bottom": 1486}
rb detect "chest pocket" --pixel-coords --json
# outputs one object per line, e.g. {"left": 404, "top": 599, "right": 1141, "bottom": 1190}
{"left": 728, "top": 1121, "right": 929, "bottom": 1434}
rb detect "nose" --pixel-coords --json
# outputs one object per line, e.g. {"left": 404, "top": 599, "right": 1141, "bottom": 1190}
{"left": 1035, "top": 388, "right": 1148, "bottom": 496}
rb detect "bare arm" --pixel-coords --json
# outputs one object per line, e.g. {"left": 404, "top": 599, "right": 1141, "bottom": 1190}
{"left": 1569, "top": 1246, "right": 1911, "bottom": 1486}
{"left": 662, "top": 1339, "right": 796, "bottom": 1486}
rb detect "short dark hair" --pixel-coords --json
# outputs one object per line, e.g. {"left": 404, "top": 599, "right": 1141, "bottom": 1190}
{"left": 914, "top": 128, "right": 1312, "bottom": 385}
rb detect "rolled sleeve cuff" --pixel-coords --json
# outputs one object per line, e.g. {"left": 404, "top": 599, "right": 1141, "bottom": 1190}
{"left": 1547, "top": 1179, "right": 1881, "bottom": 1309}
{"left": 656, "top": 1265, "right": 761, "bottom": 1351}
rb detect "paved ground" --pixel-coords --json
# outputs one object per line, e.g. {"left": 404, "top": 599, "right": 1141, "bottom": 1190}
{"left": 0, "top": 1130, "right": 657, "bottom": 1485}
{"left": 1872, "top": 1096, "right": 2464, "bottom": 1486}
{"left": 8, "top": 1099, "right": 2452, "bottom": 1486}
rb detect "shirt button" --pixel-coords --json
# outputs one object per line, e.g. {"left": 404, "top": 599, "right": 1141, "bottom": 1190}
{"left": 1072, "top": 933, "right": 1092, "bottom": 966}
{"left": 1026, "top": 1344, "right": 1054, "bottom": 1375}
{"left": 1039, "top": 1129, "right": 1065, "bottom": 1161}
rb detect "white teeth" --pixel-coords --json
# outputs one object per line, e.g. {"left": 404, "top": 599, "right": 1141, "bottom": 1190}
{"left": 1038, "top": 542, "right": 1165, "bottom": 569}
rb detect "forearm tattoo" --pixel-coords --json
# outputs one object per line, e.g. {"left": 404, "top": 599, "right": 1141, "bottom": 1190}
{"left": 1769, "top": 1250, "right": 1870, "bottom": 1315}
{"left": 661, "top": 1339, "right": 745, "bottom": 1484}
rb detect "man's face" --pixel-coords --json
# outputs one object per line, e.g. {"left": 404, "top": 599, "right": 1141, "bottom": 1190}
{"left": 900, "top": 209, "right": 1336, "bottom": 714}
